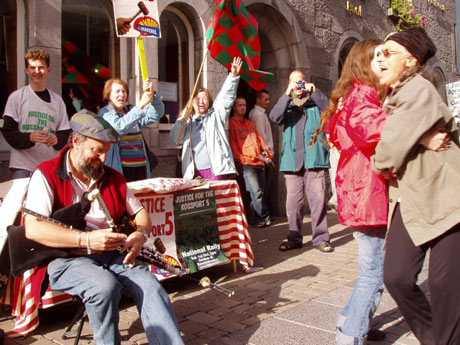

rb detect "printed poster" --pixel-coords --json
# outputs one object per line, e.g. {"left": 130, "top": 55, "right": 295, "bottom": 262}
{"left": 112, "top": 0, "right": 161, "bottom": 38}
{"left": 446, "top": 80, "right": 460, "bottom": 125}
{"left": 174, "top": 189, "right": 229, "bottom": 273}
{"left": 137, "top": 193, "right": 182, "bottom": 280}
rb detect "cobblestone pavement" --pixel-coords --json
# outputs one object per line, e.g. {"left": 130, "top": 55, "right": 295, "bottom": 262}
{"left": 1, "top": 213, "right": 426, "bottom": 345}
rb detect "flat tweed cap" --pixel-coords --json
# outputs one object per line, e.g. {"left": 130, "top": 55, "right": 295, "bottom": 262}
{"left": 70, "top": 110, "right": 119, "bottom": 143}
{"left": 386, "top": 27, "right": 436, "bottom": 65}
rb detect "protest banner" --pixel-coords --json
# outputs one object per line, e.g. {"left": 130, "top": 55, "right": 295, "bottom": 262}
{"left": 137, "top": 193, "right": 182, "bottom": 279}
{"left": 174, "top": 189, "right": 229, "bottom": 273}
{"left": 112, "top": 0, "right": 161, "bottom": 38}
{"left": 446, "top": 80, "right": 460, "bottom": 124}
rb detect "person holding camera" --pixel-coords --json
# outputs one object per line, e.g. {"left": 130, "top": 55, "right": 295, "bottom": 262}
{"left": 269, "top": 70, "right": 332, "bottom": 252}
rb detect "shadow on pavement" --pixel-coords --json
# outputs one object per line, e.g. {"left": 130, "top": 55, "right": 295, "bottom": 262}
{"left": 166, "top": 264, "right": 321, "bottom": 345}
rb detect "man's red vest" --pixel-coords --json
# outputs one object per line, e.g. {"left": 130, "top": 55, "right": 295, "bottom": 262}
{"left": 37, "top": 145, "right": 128, "bottom": 223}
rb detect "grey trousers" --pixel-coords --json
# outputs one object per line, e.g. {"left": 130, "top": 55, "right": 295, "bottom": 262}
{"left": 284, "top": 168, "right": 330, "bottom": 246}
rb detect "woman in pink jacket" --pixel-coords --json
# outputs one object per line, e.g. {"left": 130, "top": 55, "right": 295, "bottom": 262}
{"left": 323, "top": 39, "right": 388, "bottom": 345}
{"left": 320, "top": 38, "right": 448, "bottom": 345}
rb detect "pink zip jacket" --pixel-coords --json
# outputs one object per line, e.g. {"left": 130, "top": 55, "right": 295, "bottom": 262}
{"left": 328, "top": 82, "right": 389, "bottom": 228}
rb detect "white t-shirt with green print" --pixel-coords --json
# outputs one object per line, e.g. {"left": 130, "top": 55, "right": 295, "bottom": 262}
{"left": 4, "top": 85, "right": 70, "bottom": 172}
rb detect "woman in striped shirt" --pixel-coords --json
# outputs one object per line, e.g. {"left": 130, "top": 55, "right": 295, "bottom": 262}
{"left": 99, "top": 78, "right": 164, "bottom": 181}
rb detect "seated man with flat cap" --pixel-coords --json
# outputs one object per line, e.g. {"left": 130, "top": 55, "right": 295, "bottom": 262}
{"left": 23, "top": 110, "right": 185, "bottom": 345}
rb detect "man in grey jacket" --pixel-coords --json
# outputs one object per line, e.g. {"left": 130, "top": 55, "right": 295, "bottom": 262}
{"left": 171, "top": 57, "right": 242, "bottom": 180}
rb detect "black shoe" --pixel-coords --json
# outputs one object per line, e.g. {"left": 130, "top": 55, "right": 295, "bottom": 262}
{"left": 367, "top": 329, "right": 386, "bottom": 341}
{"left": 315, "top": 241, "right": 334, "bottom": 253}
{"left": 279, "top": 239, "right": 303, "bottom": 251}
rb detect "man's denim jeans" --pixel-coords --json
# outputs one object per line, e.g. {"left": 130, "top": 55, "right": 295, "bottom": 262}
{"left": 48, "top": 252, "right": 184, "bottom": 345}
{"left": 242, "top": 165, "right": 269, "bottom": 222}
{"left": 336, "top": 229, "right": 385, "bottom": 345}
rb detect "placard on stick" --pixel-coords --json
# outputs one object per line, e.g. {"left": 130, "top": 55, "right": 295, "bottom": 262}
{"left": 112, "top": 0, "right": 161, "bottom": 38}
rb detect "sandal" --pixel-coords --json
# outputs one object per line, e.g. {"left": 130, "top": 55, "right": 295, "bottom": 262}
{"left": 278, "top": 239, "right": 303, "bottom": 251}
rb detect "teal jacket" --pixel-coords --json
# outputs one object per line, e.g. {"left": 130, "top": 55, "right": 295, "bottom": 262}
{"left": 270, "top": 94, "right": 330, "bottom": 172}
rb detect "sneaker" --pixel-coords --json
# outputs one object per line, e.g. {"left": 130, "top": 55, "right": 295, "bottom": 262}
{"left": 264, "top": 216, "right": 271, "bottom": 227}
{"left": 367, "top": 329, "right": 386, "bottom": 341}
{"left": 256, "top": 216, "right": 271, "bottom": 228}
{"left": 315, "top": 241, "right": 334, "bottom": 253}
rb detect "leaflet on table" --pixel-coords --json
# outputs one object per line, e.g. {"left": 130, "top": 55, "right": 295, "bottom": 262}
{"left": 174, "top": 189, "right": 229, "bottom": 273}
{"left": 136, "top": 188, "right": 229, "bottom": 279}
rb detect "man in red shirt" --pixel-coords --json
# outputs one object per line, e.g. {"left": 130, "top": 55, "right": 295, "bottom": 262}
{"left": 229, "top": 97, "right": 273, "bottom": 227}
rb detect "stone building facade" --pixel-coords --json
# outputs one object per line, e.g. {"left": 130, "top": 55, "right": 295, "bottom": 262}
{"left": 0, "top": 0, "right": 457, "bottom": 214}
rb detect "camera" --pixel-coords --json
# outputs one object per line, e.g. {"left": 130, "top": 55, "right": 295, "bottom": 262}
{"left": 296, "top": 80, "right": 306, "bottom": 90}
{"left": 295, "top": 80, "right": 313, "bottom": 94}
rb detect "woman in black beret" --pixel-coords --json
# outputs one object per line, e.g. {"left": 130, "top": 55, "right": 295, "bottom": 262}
{"left": 374, "top": 27, "right": 460, "bottom": 345}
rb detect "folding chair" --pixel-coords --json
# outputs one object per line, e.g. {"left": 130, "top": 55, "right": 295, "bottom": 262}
{"left": 61, "top": 298, "right": 88, "bottom": 345}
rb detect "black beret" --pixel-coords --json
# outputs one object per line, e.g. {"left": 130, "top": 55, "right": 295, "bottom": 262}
{"left": 386, "top": 27, "right": 436, "bottom": 65}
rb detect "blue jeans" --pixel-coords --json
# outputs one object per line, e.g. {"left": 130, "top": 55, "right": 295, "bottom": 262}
{"left": 242, "top": 165, "right": 269, "bottom": 222}
{"left": 48, "top": 252, "right": 184, "bottom": 345}
{"left": 336, "top": 229, "right": 385, "bottom": 345}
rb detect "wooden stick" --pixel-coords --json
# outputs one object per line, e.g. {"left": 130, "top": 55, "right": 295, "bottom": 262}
{"left": 180, "top": 52, "right": 207, "bottom": 118}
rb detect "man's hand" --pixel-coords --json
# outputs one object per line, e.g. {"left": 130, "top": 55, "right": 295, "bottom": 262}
{"left": 30, "top": 130, "right": 50, "bottom": 144}
{"left": 285, "top": 80, "right": 297, "bottom": 96}
{"left": 285, "top": 80, "right": 316, "bottom": 96}
{"left": 87, "top": 229, "right": 127, "bottom": 251}
{"left": 123, "top": 231, "right": 145, "bottom": 265}
{"left": 257, "top": 154, "right": 272, "bottom": 165}
{"left": 420, "top": 128, "right": 450, "bottom": 151}
{"left": 46, "top": 133, "right": 58, "bottom": 146}
{"left": 230, "top": 57, "right": 243, "bottom": 76}
{"left": 116, "top": 17, "right": 131, "bottom": 35}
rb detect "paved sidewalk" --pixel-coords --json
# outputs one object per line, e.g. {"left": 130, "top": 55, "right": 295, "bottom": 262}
{"left": 1, "top": 213, "right": 425, "bottom": 345}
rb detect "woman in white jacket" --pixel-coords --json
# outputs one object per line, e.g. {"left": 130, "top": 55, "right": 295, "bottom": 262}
{"left": 170, "top": 57, "right": 242, "bottom": 180}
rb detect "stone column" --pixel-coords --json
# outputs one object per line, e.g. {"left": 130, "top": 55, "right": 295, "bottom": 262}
{"left": 27, "top": 0, "right": 62, "bottom": 94}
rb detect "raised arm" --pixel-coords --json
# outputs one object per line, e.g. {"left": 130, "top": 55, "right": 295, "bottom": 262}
{"left": 212, "top": 57, "right": 242, "bottom": 123}
{"left": 137, "top": 93, "right": 165, "bottom": 127}
{"left": 99, "top": 106, "right": 147, "bottom": 134}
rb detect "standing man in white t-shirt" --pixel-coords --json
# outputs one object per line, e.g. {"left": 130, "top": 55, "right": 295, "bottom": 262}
{"left": 248, "top": 89, "right": 274, "bottom": 216}
{"left": 0, "top": 48, "right": 71, "bottom": 179}
{"left": 249, "top": 90, "right": 273, "bottom": 152}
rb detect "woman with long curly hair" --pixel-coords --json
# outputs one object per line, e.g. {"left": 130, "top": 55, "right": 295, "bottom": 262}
{"left": 322, "top": 39, "right": 389, "bottom": 344}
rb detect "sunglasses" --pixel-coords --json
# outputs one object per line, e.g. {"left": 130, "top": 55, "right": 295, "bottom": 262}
{"left": 382, "top": 49, "right": 408, "bottom": 58}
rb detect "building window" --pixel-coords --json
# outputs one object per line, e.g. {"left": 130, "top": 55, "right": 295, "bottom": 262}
{"left": 338, "top": 38, "right": 358, "bottom": 78}
{"left": 62, "top": 0, "right": 115, "bottom": 115}
{"left": 456, "top": 0, "right": 460, "bottom": 73}
{"left": 0, "top": 0, "right": 16, "bottom": 114}
{"left": 158, "top": 8, "right": 193, "bottom": 123}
